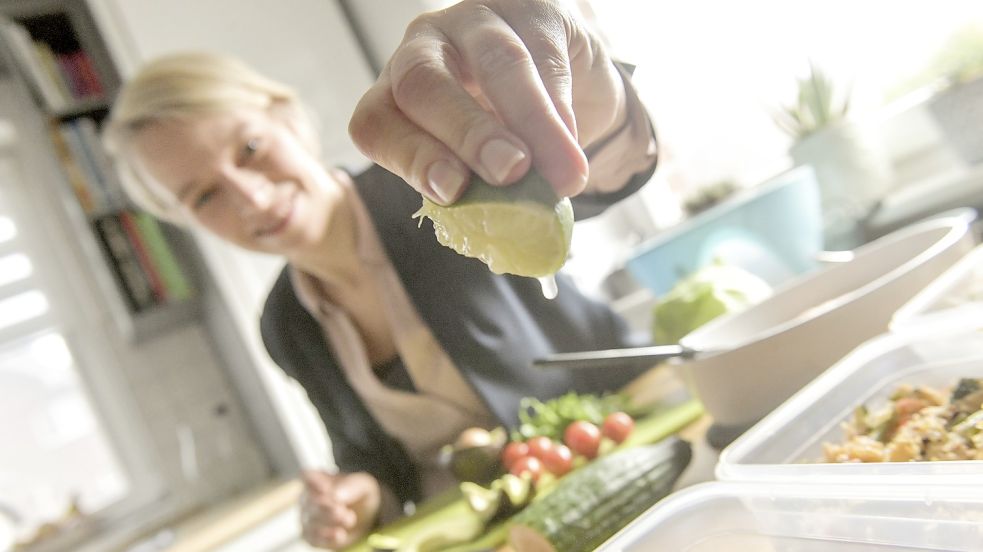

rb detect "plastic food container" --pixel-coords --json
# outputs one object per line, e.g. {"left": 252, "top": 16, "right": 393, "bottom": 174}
{"left": 716, "top": 330, "right": 983, "bottom": 484}
{"left": 599, "top": 481, "right": 983, "bottom": 551}
{"left": 891, "top": 242, "right": 983, "bottom": 338}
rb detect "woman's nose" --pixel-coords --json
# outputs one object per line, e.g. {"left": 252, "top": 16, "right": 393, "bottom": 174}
{"left": 225, "top": 172, "right": 273, "bottom": 213}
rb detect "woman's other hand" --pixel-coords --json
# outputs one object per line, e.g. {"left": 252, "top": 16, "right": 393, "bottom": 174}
{"left": 348, "top": 0, "right": 628, "bottom": 204}
{"left": 300, "top": 470, "right": 381, "bottom": 550}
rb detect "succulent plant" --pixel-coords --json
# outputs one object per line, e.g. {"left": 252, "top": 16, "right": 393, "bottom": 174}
{"left": 773, "top": 62, "right": 851, "bottom": 141}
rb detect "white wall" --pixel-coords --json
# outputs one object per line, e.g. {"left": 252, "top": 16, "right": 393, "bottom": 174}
{"left": 340, "top": 0, "right": 453, "bottom": 71}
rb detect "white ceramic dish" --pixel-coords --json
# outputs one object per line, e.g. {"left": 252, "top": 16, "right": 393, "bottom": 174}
{"left": 676, "top": 212, "right": 976, "bottom": 430}
{"left": 717, "top": 330, "right": 983, "bottom": 484}
{"left": 599, "top": 481, "right": 983, "bottom": 551}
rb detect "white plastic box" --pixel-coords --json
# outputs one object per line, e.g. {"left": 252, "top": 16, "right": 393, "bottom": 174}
{"left": 599, "top": 481, "right": 983, "bottom": 551}
{"left": 891, "top": 243, "right": 983, "bottom": 337}
{"left": 715, "top": 330, "right": 983, "bottom": 484}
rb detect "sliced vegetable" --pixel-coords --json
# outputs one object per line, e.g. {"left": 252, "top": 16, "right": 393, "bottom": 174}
{"left": 508, "top": 437, "right": 692, "bottom": 552}
{"left": 495, "top": 473, "right": 535, "bottom": 512}
{"left": 461, "top": 472, "right": 537, "bottom": 529}
{"left": 367, "top": 533, "right": 401, "bottom": 552}
{"left": 368, "top": 513, "right": 484, "bottom": 552}
{"left": 442, "top": 426, "right": 507, "bottom": 484}
{"left": 460, "top": 482, "right": 503, "bottom": 523}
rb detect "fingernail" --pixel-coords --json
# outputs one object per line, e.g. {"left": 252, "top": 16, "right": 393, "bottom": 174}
{"left": 480, "top": 139, "right": 526, "bottom": 184}
{"left": 427, "top": 160, "right": 467, "bottom": 204}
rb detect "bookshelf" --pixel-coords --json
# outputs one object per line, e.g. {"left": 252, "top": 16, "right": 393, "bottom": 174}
{"left": 0, "top": 0, "right": 199, "bottom": 341}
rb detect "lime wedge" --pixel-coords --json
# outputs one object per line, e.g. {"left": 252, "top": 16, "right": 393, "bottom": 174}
{"left": 414, "top": 171, "right": 574, "bottom": 280}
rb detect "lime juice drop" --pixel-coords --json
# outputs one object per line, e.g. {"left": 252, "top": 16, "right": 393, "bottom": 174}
{"left": 538, "top": 275, "right": 558, "bottom": 300}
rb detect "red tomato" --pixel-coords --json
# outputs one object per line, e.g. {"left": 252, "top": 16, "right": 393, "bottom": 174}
{"left": 509, "top": 455, "right": 544, "bottom": 481}
{"left": 540, "top": 443, "right": 574, "bottom": 476}
{"left": 564, "top": 421, "right": 602, "bottom": 459}
{"left": 501, "top": 441, "right": 530, "bottom": 470}
{"left": 526, "top": 436, "right": 554, "bottom": 459}
{"left": 601, "top": 412, "right": 635, "bottom": 444}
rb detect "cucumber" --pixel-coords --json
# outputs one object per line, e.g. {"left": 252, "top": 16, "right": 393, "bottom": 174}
{"left": 507, "top": 437, "right": 691, "bottom": 552}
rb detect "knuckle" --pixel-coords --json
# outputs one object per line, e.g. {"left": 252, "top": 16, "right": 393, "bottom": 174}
{"left": 348, "top": 96, "right": 388, "bottom": 155}
{"left": 390, "top": 53, "right": 447, "bottom": 109}
{"left": 474, "top": 34, "right": 530, "bottom": 78}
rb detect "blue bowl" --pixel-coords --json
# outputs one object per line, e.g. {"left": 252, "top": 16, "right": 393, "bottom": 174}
{"left": 626, "top": 166, "right": 824, "bottom": 297}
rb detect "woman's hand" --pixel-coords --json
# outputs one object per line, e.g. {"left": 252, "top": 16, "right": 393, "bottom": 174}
{"left": 299, "top": 470, "right": 381, "bottom": 550}
{"left": 348, "top": 0, "right": 630, "bottom": 204}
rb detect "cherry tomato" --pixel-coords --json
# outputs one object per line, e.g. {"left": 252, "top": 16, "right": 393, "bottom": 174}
{"left": 501, "top": 441, "right": 530, "bottom": 470}
{"left": 526, "top": 436, "right": 554, "bottom": 459}
{"left": 540, "top": 443, "right": 574, "bottom": 476}
{"left": 601, "top": 412, "right": 635, "bottom": 444}
{"left": 564, "top": 421, "right": 602, "bottom": 459}
{"left": 509, "top": 455, "right": 544, "bottom": 481}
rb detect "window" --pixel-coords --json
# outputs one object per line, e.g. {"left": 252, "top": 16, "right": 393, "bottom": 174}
{"left": 0, "top": 150, "right": 156, "bottom": 551}
{"left": 585, "top": 0, "right": 983, "bottom": 195}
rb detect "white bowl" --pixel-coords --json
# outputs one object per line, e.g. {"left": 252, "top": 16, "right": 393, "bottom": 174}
{"left": 677, "top": 212, "right": 976, "bottom": 431}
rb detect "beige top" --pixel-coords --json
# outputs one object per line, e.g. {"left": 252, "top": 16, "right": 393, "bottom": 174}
{"left": 290, "top": 174, "right": 498, "bottom": 500}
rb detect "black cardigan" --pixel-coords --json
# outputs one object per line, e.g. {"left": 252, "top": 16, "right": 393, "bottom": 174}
{"left": 260, "top": 162, "right": 655, "bottom": 506}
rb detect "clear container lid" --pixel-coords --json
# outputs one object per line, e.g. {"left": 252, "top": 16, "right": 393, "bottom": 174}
{"left": 716, "top": 330, "right": 983, "bottom": 484}
{"left": 891, "top": 243, "right": 983, "bottom": 338}
{"left": 600, "top": 481, "right": 983, "bottom": 551}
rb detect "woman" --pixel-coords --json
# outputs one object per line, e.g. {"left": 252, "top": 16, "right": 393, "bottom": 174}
{"left": 104, "top": 0, "right": 657, "bottom": 548}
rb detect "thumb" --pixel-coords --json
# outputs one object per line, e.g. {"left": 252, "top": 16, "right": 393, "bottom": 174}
{"left": 332, "top": 473, "right": 373, "bottom": 505}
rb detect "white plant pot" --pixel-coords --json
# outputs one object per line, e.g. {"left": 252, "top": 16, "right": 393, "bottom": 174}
{"left": 928, "top": 75, "right": 983, "bottom": 166}
{"left": 790, "top": 121, "right": 894, "bottom": 249}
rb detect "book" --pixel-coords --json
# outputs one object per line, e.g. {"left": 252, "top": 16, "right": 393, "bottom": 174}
{"left": 92, "top": 214, "right": 156, "bottom": 313}
{"left": 55, "top": 51, "right": 84, "bottom": 99}
{"left": 47, "top": 124, "right": 97, "bottom": 213}
{"left": 71, "top": 50, "right": 104, "bottom": 97}
{"left": 57, "top": 122, "right": 110, "bottom": 211}
{"left": 0, "top": 18, "right": 67, "bottom": 110}
{"left": 73, "top": 118, "right": 128, "bottom": 209}
{"left": 33, "top": 41, "right": 74, "bottom": 107}
{"left": 118, "top": 210, "right": 167, "bottom": 303}
{"left": 132, "top": 212, "right": 194, "bottom": 302}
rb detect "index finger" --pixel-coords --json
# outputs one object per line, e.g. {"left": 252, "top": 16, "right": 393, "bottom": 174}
{"left": 432, "top": 2, "right": 589, "bottom": 196}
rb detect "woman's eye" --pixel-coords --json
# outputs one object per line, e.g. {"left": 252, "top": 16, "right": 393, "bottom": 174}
{"left": 241, "top": 137, "right": 261, "bottom": 162}
{"left": 193, "top": 188, "right": 217, "bottom": 210}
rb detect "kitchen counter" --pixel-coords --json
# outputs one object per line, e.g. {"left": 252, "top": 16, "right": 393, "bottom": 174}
{"left": 139, "top": 366, "right": 718, "bottom": 552}
{"left": 146, "top": 480, "right": 307, "bottom": 552}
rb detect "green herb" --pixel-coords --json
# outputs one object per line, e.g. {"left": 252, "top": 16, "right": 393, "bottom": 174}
{"left": 512, "top": 392, "right": 631, "bottom": 442}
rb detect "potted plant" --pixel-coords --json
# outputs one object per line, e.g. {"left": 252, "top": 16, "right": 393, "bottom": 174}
{"left": 774, "top": 63, "right": 893, "bottom": 249}
{"left": 922, "top": 24, "right": 983, "bottom": 165}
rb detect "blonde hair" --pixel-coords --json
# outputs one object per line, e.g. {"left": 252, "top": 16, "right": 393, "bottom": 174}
{"left": 103, "top": 51, "right": 320, "bottom": 223}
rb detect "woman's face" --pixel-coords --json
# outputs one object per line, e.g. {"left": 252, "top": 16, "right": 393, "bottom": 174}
{"left": 132, "top": 106, "right": 338, "bottom": 256}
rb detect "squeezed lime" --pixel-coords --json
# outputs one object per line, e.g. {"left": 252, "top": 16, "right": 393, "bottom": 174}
{"left": 414, "top": 171, "right": 573, "bottom": 286}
